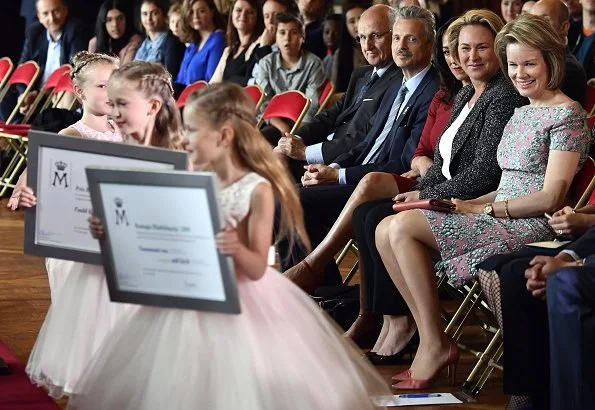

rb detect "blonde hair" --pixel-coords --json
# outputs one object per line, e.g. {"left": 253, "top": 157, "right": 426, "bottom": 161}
{"left": 184, "top": 83, "right": 311, "bottom": 254}
{"left": 71, "top": 51, "right": 120, "bottom": 87}
{"left": 446, "top": 9, "right": 504, "bottom": 64}
{"left": 495, "top": 13, "right": 566, "bottom": 90}
{"left": 109, "top": 61, "right": 182, "bottom": 150}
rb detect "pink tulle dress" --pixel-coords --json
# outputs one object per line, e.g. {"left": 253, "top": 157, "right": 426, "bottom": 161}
{"left": 68, "top": 172, "right": 390, "bottom": 409}
{"left": 26, "top": 120, "right": 138, "bottom": 398}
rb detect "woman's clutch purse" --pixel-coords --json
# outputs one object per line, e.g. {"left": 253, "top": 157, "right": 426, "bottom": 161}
{"left": 392, "top": 199, "right": 456, "bottom": 213}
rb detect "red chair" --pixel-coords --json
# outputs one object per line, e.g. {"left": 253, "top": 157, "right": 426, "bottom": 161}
{"left": 257, "top": 91, "right": 311, "bottom": 134}
{"left": 177, "top": 80, "right": 208, "bottom": 108}
{"left": 571, "top": 156, "right": 595, "bottom": 209}
{"left": 23, "top": 64, "right": 71, "bottom": 123}
{"left": 0, "top": 61, "right": 40, "bottom": 124}
{"left": 244, "top": 84, "right": 264, "bottom": 110}
{"left": 586, "top": 81, "right": 595, "bottom": 117}
{"left": 0, "top": 57, "right": 14, "bottom": 92}
{"left": 317, "top": 80, "right": 334, "bottom": 114}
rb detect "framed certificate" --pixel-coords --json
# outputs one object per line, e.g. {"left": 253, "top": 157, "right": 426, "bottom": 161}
{"left": 86, "top": 168, "right": 240, "bottom": 314}
{"left": 24, "top": 130, "right": 188, "bottom": 264}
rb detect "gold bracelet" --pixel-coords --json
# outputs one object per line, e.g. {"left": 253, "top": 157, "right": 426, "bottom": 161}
{"left": 504, "top": 199, "right": 511, "bottom": 219}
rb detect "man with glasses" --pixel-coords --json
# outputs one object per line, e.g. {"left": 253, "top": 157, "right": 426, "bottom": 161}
{"left": 274, "top": 4, "right": 402, "bottom": 176}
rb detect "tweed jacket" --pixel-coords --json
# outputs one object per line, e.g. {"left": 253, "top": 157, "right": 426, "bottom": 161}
{"left": 417, "top": 71, "right": 528, "bottom": 200}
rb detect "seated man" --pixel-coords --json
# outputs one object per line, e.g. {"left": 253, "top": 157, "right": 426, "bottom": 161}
{"left": 273, "top": 4, "right": 402, "bottom": 178}
{"left": 251, "top": 12, "right": 327, "bottom": 143}
{"left": 572, "top": 0, "right": 595, "bottom": 78}
{"left": 0, "top": 0, "right": 85, "bottom": 121}
{"left": 276, "top": 6, "right": 440, "bottom": 286}
{"left": 297, "top": 0, "right": 329, "bottom": 60}
{"left": 530, "top": 0, "right": 587, "bottom": 105}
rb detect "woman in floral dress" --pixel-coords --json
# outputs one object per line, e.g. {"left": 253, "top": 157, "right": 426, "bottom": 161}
{"left": 374, "top": 14, "right": 591, "bottom": 390}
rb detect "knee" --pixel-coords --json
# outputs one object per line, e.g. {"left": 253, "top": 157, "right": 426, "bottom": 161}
{"left": 375, "top": 212, "right": 410, "bottom": 246}
{"left": 548, "top": 268, "right": 582, "bottom": 313}
{"left": 356, "top": 172, "right": 391, "bottom": 196}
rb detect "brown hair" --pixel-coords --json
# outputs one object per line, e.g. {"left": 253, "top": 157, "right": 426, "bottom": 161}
{"left": 109, "top": 61, "right": 182, "bottom": 149}
{"left": 495, "top": 13, "right": 566, "bottom": 90}
{"left": 446, "top": 9, "right": 505, "bottom": 64}
{"left": 184, "top": 83, "right": 310, "bottom": 254}
{"left": 71, "top": 50, "right": 120, "bottom": 87}
{"left": 226, "top": 0, "right": 264, "bottom": 55}
{"left": 180, "top": 0, "right": 226, "bottom": 45}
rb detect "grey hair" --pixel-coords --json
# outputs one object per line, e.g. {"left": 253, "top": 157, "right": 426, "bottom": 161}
{"left": 394, "top": 6, "right": 436, "bottom": 44}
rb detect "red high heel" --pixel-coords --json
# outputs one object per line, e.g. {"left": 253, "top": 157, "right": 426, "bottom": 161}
{"left": 391, "top": 369, "right": 412, "bottom": 382}
{"left": 392, "top": 343, "right": 460, "bottom": 390}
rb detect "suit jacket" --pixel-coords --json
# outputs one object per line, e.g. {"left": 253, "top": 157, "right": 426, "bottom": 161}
{"left": 19, "top": 17, "right": 86, "bottom": 76}
{"left": 296, "top": 64, "right": 402, "bottom": 162}
{"left": 564, "top": 51, "right": 587, "bottom": 106}
{"left": 334, "top": 66, "right": 440, "bottom": 185}
{"left": 567, "top": 226, "right": 595, "bottom": 264}
{"left": 418, "top": 71, "right": 528, "bottom": 200}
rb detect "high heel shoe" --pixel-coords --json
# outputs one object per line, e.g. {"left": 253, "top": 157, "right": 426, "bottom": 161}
{"left": 283, "top": 260, "right": 322, "bottom": 294}
{"left": 392, "top": 342, "right": 460, "bottom": 390}
{"left": 391, "top": 368, "right": 412, "bottom": 382}
{"left": 368, "top": 331, "right": 419, "bottom": 366}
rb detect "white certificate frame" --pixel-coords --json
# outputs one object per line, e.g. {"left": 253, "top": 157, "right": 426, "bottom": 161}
{"left": 86, "top": 168, "right": 241, "bottom": 314}
{"left": 24, "top": 130, "right": 188, "bottom": 264}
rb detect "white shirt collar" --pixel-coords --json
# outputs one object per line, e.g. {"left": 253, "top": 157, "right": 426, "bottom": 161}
{"left": 46, "top": 30, "right": 63, "bottom": 44}
{"left": 402, "top": 64, "right": 431, "bottom": 95}
{"left": 373, "top": 62, "right": 394, "bottom": 78}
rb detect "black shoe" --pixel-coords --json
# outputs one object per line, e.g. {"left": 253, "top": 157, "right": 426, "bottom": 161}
{"left": 367, "top": 331, "right": 419, "bottom": 366}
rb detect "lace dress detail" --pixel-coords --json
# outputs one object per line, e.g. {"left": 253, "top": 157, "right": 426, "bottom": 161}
{"left": 219, "top": 172, "right": 269, "bottom": 226}
{"left": 70, "top": 120, "right": 122, "bottom": 143}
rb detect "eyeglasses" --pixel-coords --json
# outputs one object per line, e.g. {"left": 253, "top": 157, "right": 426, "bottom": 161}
{"left": 355, "top": 30, "right": 391, "bottom": 44}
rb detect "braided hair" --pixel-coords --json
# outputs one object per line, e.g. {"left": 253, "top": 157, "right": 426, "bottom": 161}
{"left": 71, "top": 51, "right": 120, "bottom": 87}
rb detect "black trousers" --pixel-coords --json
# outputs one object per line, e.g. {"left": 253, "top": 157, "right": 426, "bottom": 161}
{"left": 352, "top": 198, "right": 409, "bottom": 315}
{"left": 276, "top": 184, "right": 356, "bottom": 285}
{"left": 500, "top": 257, "right": 550, "bottom": 410}
{"left": 548, "top": 267, "right": 595, "bottom": 410}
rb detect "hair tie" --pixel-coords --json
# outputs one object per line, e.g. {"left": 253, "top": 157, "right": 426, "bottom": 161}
{"left": 141, "top": 73, "right": 174, "bottom": 96}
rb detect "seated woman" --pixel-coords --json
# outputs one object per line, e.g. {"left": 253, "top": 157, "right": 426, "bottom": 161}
{"left": 251, "top": 12, "right": 326, "bottom": 142}
{"left": 134, "top": 0, "right": 186, "bottom": 79}
{"left": 209, "top": 0, "right": 264, "bottom": 86}
{"left": 168, "top": 2, "right": 190, "bottom": 46}
{"left": 375, "top": 13, "right": 590, "bottom": 390}
{"left": 89, "top": 0, "right": 142, "bottom": 65}
{"left": 176, "top": 0, "right": 226, "bottom": 85}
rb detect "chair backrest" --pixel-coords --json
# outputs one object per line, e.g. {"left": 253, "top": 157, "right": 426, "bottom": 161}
{"left": 7, "top": 61, "right": 40, "bottom": 87}
{"left": 22, "top": 65, "right": 73, "bottom": 124}
{"left": 177, "top": 80, "right": 208, "bottom": 108}
{"left": 587, "top": 82, "right": 595, "bottom": 117}
{"left": 571, "top": 156, "right": 595, "bottom": 209}
{"left": 53, "top": 72, "right": 75, "bottom": 94}
{"left": 317, "top": 80, "right": 334, "bottom": 114}
{"left": 244, "top": 84, "right": 264, "bottom": 110}
{"left": 0, "top": 57, "right": 14, "bottom": 91}
{"left": 257, "top": 91, "right": 311, "bottom": 134}
{"left": 44, "top": 65, "right": 71, "bottom": 90}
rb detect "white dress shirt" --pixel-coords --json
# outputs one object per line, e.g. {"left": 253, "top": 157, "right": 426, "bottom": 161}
{"left": 43, "top": 31, "right": 63, "bottom": 84}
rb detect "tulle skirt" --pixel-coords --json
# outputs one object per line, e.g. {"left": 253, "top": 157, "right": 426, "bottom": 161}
{"left": 68, "top": 268, "right": 390, "bottom": 409}
{"left": 26, "top": 260, "right": 136, "bottom": 398}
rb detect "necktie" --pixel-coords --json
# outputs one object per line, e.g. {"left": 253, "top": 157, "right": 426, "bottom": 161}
{"left": 362, "top": 85, "right": 408, "bottom": 164}
{"left": 354, "top": 72, "right": 380, "bottom": 104}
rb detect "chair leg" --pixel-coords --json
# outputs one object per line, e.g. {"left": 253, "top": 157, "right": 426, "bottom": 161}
{"left": 462, "top": 328, "right": 502, "bottom": 394}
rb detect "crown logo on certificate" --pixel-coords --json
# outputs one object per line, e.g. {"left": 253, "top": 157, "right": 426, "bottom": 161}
{"left": 114, "top": 197, "right": 124, "bottom": 208}
{"left": 54, "top": 161, "right": 67, "bottom": 171}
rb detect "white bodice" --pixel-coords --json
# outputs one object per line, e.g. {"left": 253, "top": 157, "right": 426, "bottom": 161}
{"left": 219, "top": 172, "right": 269, "bottom": 226}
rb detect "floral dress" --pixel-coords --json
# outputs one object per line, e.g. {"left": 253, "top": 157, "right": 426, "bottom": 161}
{"left": 422, "top": 103, "right": 590, "bottom": 287}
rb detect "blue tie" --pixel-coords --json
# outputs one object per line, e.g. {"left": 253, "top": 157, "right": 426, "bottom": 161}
{"left": 355, "top": 72, "right": 379, "bottom": 104}
{"left": 362, "top": 85, "right": 408, "bottom": 164}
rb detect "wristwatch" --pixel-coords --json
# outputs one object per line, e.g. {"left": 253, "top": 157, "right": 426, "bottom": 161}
{"left": 483, "top": 203, "right": 495, "bottom": 216}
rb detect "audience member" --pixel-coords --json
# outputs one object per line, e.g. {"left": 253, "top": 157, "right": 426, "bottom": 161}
{"left": 522, "top": 0, "right": 537, "bottom": 12}
{"left": 1, "top": 0, "right": 85, "bottom": 121}
{"left": 563, "top": 0, "right": 583, "bottom": 49}
{"left": 333, "top": 3, "right": 369, "bottom": 92}
{"left": 502, "top": 0, "right": 523, "bottom": 22}
{"left": 274, "top": 5, "right": 400, "bottom": 173}
{"left": 209, "top": 0, "right": 264, "bottom": 85}
{"left": 279, "top": 6, "right": 440, "bottom": 289}
{"left": 573, "top": 0, "right": 595, "bottom": 78}
{"left": 89, "top": 0, "right": 142, "bottom": 65}
{"left": 530, "top": 0, "right": 587, "bottom": 105}
{"left": 134, "top": 0, "right": 186, "bottom": 80}
{"left": 297, "top": 0, "right": 330, "bottom": 59}
{"left": 176, "top": 0, "right": 226, "bottom": 85}
{"left": 251, "top": 12, "right": 326, "bottom": 142}
{"left": 321, "top": 13, "right": 341, "bottom": 79}
{"left": 253, "top": 0, "right": 294, "bottom": 59}
{"left": 168, "top": 2, "right": 190, "bottom": 45}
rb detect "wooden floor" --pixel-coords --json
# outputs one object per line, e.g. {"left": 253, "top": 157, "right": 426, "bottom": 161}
{"left": 0, "top": 201, "right": 507, "bottom": 409}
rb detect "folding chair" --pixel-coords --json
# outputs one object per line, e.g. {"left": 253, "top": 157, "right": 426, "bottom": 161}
{"left": 0, "top": 61, "right": 40, "bottom": 124}
{"left": 177, "top": 80, "right": 208, "bottom": 108}
{"left": 587, "top": 80, "right": 595, "bottom": 117}
{"left": 257, "top": 91, "right": 311, "bottom": 134}
{"left": 316, "top": 80, "right": 334, "bottom": 115}
{"left": 22, "top": 64, "right": 71, "bottom": 123}
{"left": 50, "top": 72, "right": 77, "bottom": 110}
{"left": 244, "top": 84, "right": 265, "bottom": 110}
{"left": 0, "top": 57, "right": 14, "bottom": 93}
{"left": 570, "top": 156, "right": 595, "bottom": 209}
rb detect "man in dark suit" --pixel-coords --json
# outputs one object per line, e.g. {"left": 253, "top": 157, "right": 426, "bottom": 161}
{"left": 273, "top": 4, "right": 402, "bottom": 175}
{"left": 278, "top": 6, "right": 440, "bottom": 290}
{"left": 1, "top": 0, "right": 85, "bottom": 121}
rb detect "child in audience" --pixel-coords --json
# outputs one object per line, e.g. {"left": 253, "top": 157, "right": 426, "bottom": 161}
{"left": 69, "top": 83, "right": 390, "bottom": 410}
{"left": 321, "top": 13, "right": 341, "bottom": 79}
{"left": 168, "top": 2, "right": 189, "bottom": 45}
{"left": 19, "top": 60, "right": 182, "bottom": 398}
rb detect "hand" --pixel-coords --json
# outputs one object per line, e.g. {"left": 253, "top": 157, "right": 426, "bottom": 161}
{"left": 451, "top": 199, "right": 483, "bottom": 214}
{"left": 393, "top": 190, "right": 420, "bottom": 203}
{"left": 216, "top": 224, "right": 241, "bottom": 256}
{"left": 401, "top": 169, "right": 420, "bottom": 179}
{"left": 88, "top": 215, "right": 105, "bottom": 239}
{"left": 410, "top": 156, "right": 433, "bottom": 178}
{"left": 261, "top": 26, "right": 276, "bottom": 46}
{"left": 549, "top": 207, "right": 593, "bottom": 238}
{"left": 18, "top": 91, "right": 38, "bottom": 115}
{"left": 273, "top": 133, "right": 306, "bottom": 161}
{"left": 301, "top": 164, "right": 339, "bottom": 187}
{"left": 525, "top": 255, "right": 575, "bottom": 299}
{"left": 18, "top": 186, "right": 37, "bottom": 208}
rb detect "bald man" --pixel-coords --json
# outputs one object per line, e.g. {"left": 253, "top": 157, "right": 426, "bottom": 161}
{"left": 531, "top": 0, "right": 587, "bottom": 105}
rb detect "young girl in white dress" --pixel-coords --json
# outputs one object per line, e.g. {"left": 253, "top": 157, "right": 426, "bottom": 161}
{"left": 68, "top": 83, "right": 391, "bottom": 409}
{"left": 19, "top": 59, "right": 183, "bottom": 398}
